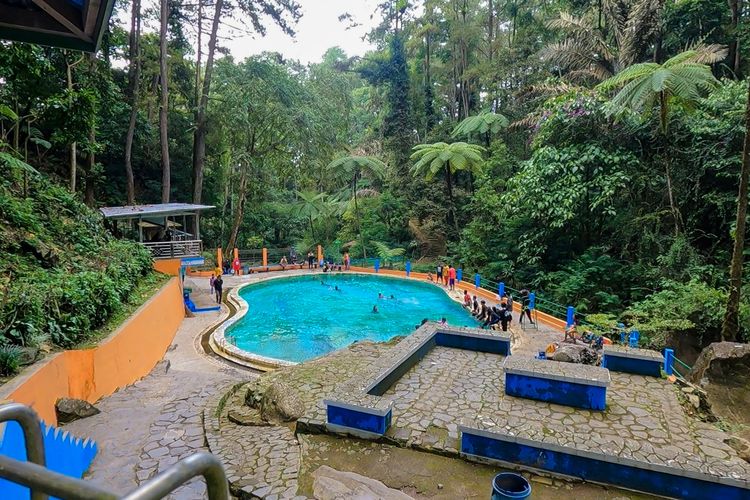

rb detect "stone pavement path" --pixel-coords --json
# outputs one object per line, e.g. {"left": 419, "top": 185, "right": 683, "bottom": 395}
{"left": 64, "top": 307, "right": 250, "bottom": 497}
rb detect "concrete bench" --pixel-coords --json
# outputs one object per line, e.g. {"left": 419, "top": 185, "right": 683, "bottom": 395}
{"left": 601, "top": 345, "right": 663, "bottom": 377}
{"left": 503, "top": 357, "right": 610, "bottom": 410}
{"left": 323, "top": 391, "right": 393, "bottom": 438}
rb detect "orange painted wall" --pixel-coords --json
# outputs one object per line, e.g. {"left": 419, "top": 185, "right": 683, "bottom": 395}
{"left": 349, "top": 266, "right": 566, "bottom": 331}
{"left": 2, "top": 278, "right": 185, "bottom": 425}
{"left": 153, "top": 258, "right": 184, "bottom": 276}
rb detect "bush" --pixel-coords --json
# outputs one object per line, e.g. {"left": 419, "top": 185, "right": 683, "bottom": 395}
{"left": 0, "top": 346, "right": 22, "bottom": 376}
{"left": 0, "top": 154, "right": 153, "bottom": 350}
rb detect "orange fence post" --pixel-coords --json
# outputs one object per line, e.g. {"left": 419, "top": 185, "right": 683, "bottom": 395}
{"left": 217, "top": 247, "right": 223, "bottom": 270}
{"left": 317, "top": 244, "right": 323, "bottom": 263}
{"left": 262, "top": 247, "right": 268, "bottom": 267}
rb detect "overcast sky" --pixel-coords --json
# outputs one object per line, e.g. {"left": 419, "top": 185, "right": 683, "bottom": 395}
{"left": 223, "top": 0, "right": 381, "bottom": 64}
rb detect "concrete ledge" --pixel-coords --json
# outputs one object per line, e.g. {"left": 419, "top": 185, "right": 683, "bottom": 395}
{"left": 601, "top": 346, "right": 663, "bottom": 377}
{"left": 324, "top": 400, "right": 393, "bottom": 435}
{"left": 459, "top": 425, "right": 750, "bottom": 499}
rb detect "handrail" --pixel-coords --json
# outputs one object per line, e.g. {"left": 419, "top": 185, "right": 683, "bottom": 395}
{"left": 0, "top": 403, "right": 230, "bottom": 500}
{"left": 0, "top": 403, "right": 48, "bottom": 500}
{"left": 141, "top": 240, "right": 203, "bottom": 260}
{"left": 122, "top": 453, "right": 229, "bottom": 500}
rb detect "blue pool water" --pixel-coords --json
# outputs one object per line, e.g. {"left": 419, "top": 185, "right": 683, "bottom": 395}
{"left": 229, "top": 273, "right": 480, "bottom": 362}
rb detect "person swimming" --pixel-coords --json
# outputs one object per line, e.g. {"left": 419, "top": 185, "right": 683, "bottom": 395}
{"left": 378, "top": 292, "right": 384, "bottom": 299}
{"left": 334, "top": 285, "right": 340, "bottom": 291}
{"left": 372, "top": 305, "right": 379, "bottom": 313}
{"left": 389, "top": 294, "right": 395, "bottom": 299}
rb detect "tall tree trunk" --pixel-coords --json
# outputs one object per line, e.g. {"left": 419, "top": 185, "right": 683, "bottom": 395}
{"left": 353, "top": 176, "right": 366, "bottom": 258}
{"left": 226, "top": 166, "right": 248, "bottom": 251}
{"left": 729, "top": 0, "right": 742, "bottom": 77}
{"left": 159, "top": 0, "right": 171, "bottom": 203}
{"left": 66, "top": 55, "right": 78, "bottom": 193}
{"left": 192, "top": 0, "right": 223, "bottom": 236}
{"left": 195, "top": 0, "right": 203, "bottom": 106}
{"left": 721, "top": 79, "right": 750, "bottom": 341}
{"left": 660, "top": 92, "right": 680, "bottom": 234}
{"left": 445, "top": 163, "right": 458, "bottom": 233}
{"left": 124, "top": 0, "right": 141, "bottom": 205}
{"left": 85, "top": 125, "right": 96, "bottom": 207}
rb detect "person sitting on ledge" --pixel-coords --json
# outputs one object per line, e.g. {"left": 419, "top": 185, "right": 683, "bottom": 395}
{"left": 463, "top": 290, "right": 472, "bottom": 308}
{"left": 427, "top": 271, "right": 434, "bottom": 282}
{"left": 564, "top": 318, "right": 578, "bottom": 344}
{"left": 440, "top": 317, "right": 447, "bottom": 325}
{"left": 280, "top": 255, "right": 288, "bottom": 269}
{"left": 482, "top": 306, "right": 501, "bottom": 329}
{"left": 472, "top": 295, "right": 479, "bottom": 314}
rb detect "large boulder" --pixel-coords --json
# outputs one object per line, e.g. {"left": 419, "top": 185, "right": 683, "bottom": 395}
{"left": 551, "top": 344, "right": 598, "bottom": 365}
{"left": 55, "top": 398, "right": 100, "bottom": 424}
{"left": 689, "top": 342, "right": 750, "bottom": 441}
{"left": 259, "top": 381, "right": 305, "bottom": 423}
{"left": 312, "top": 465, "right": 414, "bottom": 500}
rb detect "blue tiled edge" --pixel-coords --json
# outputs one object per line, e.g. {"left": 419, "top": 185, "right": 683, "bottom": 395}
{"left": 459, "top": 426, "right": 750, "bottom": 500}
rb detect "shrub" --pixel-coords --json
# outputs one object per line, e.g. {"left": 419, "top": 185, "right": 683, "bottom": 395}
{"left": 0, "top": 346, "right": 22, "bottom": 376}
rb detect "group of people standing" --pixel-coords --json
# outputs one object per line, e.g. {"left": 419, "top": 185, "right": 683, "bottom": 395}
{"left": 429, "top": 263, "right": 458, "bottom": 291}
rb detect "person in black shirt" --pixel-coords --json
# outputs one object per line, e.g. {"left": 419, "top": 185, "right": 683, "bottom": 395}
{"left": 214, "top": 276, "right": 223, "bottom": 303}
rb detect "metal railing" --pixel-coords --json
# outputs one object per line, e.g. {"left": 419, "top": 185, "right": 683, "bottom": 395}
{"left": 142, "top": 240, "right": 203, "bottom": 260}
{"left": 0, "top": 403, "right": 229, "bottom": 500}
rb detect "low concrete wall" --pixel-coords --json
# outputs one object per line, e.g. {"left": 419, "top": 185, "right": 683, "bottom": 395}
{"left": 153, "top": 258, "right": 184, "bottom": 276}
{"left": 0, "top": 278, "right": 185, "bottom": 424}
{"left": 349, "top": 266, "right": 566, "bottom": 331}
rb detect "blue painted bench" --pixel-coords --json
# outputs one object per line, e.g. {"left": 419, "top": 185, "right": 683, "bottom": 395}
{"left": 601, "top": 345, "right": 663, "bottom": 377}
{"left": 459, "top": 424, "right": 750, "bottom": 500}
{"left": 503, "top": 357, "right": 610, "bottom": 410}
{"left": 323, "top": 396, "right": 393, "bottom": 438}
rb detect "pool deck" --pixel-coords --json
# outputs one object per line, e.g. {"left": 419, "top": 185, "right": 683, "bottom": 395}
{"left": 299, "top": 324, "right": 750, "bottom": 495}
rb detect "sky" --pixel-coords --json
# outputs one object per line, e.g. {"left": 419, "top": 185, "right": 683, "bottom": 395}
{"left": 222, "top": 0, "right": 381, "bottom": 64}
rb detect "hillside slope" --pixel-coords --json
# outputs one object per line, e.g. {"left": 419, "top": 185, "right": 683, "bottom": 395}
{"left": 0, "top": 153, "right": 152, "bottom": 369}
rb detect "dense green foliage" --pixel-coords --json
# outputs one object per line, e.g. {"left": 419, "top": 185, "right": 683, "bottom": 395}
{"left": 0, "top": 155, "right": 152, "bottom": 360}
{"left": 1, "top": 0, "right": 750, "bottom": 353}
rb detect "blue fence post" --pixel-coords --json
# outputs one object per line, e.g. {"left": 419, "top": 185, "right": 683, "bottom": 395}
{"left": 405, "top": 260, "right": 411, "bottom": 277}
{"left": 566, "top": 306, "right": 575, "bottom": 327}
{"left": 474, "top": 273, "right": 480, "bottom": 289}
{"left": 529, "top": 292, "right": 536, "bottom": 310}
{"left": 664, "top": 348, "right": 674, "bottom": 376}
{"left": 374, "top": 258, "right": 380, "bottom": 273}
{"left": 457, "top": 268, "right": 463, "bottom": 282}
{"left": 629, "top": 329, "right": 640, "bottom": 348}
{"left": 498, "top": 282, "right": 505, "bottom": 299}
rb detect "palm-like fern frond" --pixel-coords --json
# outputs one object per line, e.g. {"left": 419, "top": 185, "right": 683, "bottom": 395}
{"left": 451, "top": 111, "right": 509, "bottom": 138}
{"left": 410, "top": 142, "right": 486, "bottom": 180}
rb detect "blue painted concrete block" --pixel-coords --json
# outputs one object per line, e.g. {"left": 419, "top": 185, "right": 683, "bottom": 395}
{"left": 326, "top": 405, "right": 391, "bottom": 435}
{"left": 461, "top": 431, "right": 749, "bottom": 500}
{"left": 0, "top": 421, "right": 97, "bottom": 500}
{"left": 505, "top": 373, "right": 607, "bottom": 410}
{"left": 435, "top": 332, "right": 511, "bottom": 356}
{"left": 601, "top": 355, "right": 662, "bottom": 377}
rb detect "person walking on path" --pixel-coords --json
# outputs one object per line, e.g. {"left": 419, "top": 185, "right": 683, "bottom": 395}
{"left": 209, "top": 273, "right": 216, "bottom": 295}
{"left": 214, "top": 275, "right": 223, "bottom": 304}
{"left": 233, "top": 257, "right": 241, "bottom": 276}
{"left": 344, "top": 252, "right": 350, "bottom": 271}
{"left": 307, "top": 251, "right": 314, "bottom": 270}
{"left": 436, "top": 264, "right": 444, "bottom": 286}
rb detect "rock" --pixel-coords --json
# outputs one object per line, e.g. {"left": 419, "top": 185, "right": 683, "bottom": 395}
{"left": 17, "top": 347, "right": 39, "bottom": 366}
{"left": 687, "top": 394, "right": 700, "bottom": 409}
{"left": 55, "top": 398, "right": 100, "bottom": 424}
{"left": 227, "top": 408, "right": 270, "bottom": 426}
{"left": 551, "top": 344, "right": 598, "bottom": 365}
{"left": 681, "top": 387, "right": 694, "bottom": 394}
{"left": 437, "top": 483, "right": 444, "bottom": 490}
{"left": 259, "top": 381, "right": 305, "bottom": 423}
{"left": 689, "top": 342, "right": 750, "bottom": 428}
{"left": 312, "top": 465, "right": 414, "bottom": 500}
{"left": 724, "top": 436, "right": 750, "bottom": 463}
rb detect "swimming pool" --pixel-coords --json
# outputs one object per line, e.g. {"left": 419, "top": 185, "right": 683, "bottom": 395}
{"left": 226, "top": 273, "right": 480, "bottom": 363}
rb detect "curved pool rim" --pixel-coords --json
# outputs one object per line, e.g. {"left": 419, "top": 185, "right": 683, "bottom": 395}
{"left": 210, "top": 271, "right": 468, "bottom": 370}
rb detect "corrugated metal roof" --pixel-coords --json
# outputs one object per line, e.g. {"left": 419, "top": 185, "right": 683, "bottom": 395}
{"left": 100, "top": 203, "right": 215, "bottom": 219}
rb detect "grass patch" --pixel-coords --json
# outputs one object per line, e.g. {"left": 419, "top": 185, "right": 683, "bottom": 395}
{"left": 75, "top": 271, "right": 171, "bottom": 349}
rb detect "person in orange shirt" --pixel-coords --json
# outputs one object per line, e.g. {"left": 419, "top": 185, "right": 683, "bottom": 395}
{"left": 448, "top": 265, "right": 457, "bottom": 291}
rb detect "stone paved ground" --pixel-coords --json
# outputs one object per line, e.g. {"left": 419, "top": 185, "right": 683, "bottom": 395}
{"left": 63, "top": 302, "right": 249, "bottom": 497}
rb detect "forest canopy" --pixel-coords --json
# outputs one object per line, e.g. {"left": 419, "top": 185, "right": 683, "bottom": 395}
{"left": 1, "top": 0, "right": 749, "bottom": 356}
